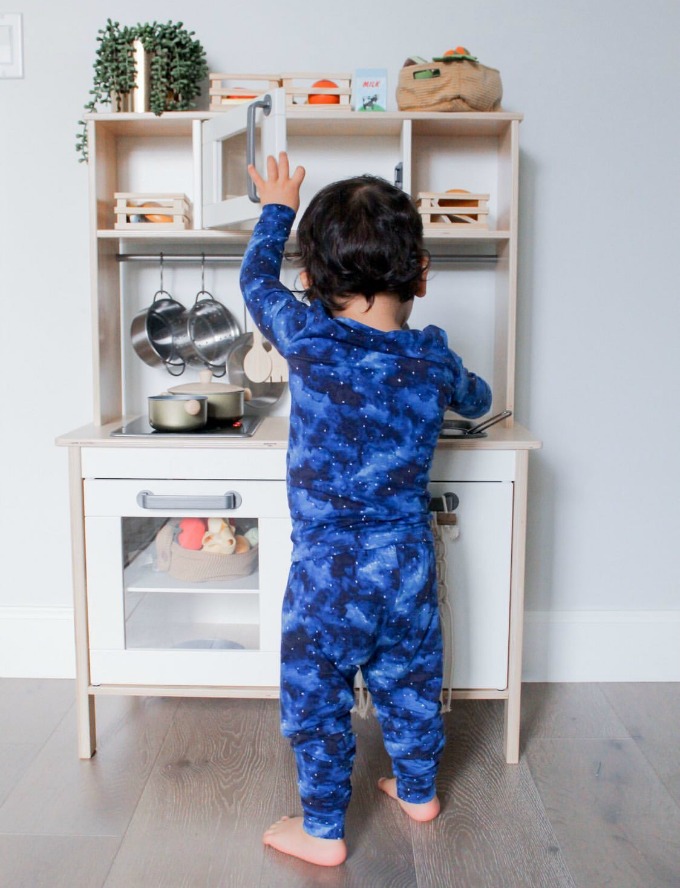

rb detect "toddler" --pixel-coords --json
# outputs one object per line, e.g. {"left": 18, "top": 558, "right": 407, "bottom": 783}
{"left": 240, "top": 153, "right": 491, "bottom": 866}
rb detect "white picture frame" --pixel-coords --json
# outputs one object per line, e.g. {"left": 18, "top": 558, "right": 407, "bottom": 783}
{"left": 0, "top": 13, "right": 23, "bottom": 79}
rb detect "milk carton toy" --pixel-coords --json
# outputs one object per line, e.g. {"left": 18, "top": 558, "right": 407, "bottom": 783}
{"left": 352, "top": 68, "right": 388, "bottom": 111}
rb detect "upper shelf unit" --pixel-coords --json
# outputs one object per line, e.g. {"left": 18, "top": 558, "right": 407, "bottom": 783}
{"left": 87, "top": 101, "right": 521, "bottom": 247}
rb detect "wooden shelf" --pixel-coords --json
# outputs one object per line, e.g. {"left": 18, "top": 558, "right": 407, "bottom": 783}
{"left": 85, "top": 109, "right": 523, "bottom": 139}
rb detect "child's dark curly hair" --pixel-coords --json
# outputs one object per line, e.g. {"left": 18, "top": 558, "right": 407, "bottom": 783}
{"left": 294, "top": 175, "right": 429, "bottom": 311}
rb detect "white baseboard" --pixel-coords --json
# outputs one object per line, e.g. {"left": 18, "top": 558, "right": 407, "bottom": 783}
{"left": 0, "top": 607, "right": 76, "bottom": 678}
{"left": 1, "top": 607, "right": 679, "bottom": 682}
{"left": 523, "top": 610, "right": 680, "bottom": 682}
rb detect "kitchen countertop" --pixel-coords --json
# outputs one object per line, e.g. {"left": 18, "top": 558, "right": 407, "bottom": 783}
{"left": 56, "top": 416, "right": 541, "bottom": 451}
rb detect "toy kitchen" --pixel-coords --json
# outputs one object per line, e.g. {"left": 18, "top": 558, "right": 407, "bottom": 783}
{"left": 57, "top": 79, "right": 539, "bottom": 765}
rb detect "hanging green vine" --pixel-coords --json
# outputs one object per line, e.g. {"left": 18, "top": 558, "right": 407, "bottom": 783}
{"left": 76, "top": 19, "right": 208, "bottom": 162}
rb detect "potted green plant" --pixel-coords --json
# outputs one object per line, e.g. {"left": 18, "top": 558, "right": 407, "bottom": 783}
{"left": 76, "top": 19, "right": 208, "bottom": 162}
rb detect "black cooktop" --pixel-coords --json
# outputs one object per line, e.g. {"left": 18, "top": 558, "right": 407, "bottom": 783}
{"left": 111, "top": 415, "right": 264, "bottom": 438}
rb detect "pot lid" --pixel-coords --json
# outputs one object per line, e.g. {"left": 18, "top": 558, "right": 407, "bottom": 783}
{"left": 168, "top": 369, "right": 247, "bottom": 396}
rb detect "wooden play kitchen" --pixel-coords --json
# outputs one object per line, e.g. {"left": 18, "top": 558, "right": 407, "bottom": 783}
{"left": 57, "top": 85, "right": 539, "bottom": 764}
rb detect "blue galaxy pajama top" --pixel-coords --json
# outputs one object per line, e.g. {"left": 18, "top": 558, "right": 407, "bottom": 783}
{"left": 239, "top": 203, "right": 492, "bottom": 558}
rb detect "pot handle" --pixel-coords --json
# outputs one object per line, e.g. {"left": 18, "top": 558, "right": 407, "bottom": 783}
{"left": 164, "top": 357, "right": 186, "bottom": 377}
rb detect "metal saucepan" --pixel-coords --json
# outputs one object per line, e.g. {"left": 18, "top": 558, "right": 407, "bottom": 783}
{"left": 224, "top": 333, "right": 287, "bottom": 414}
{"left": 169, "top": 370, "right": 251, "bottom": 424}
{"left": 173, "top": 290, "right": 240, "bottom": 379}
{"left": 148, "top": 394, "right": 208, "bottom": 432}
{"left": 130, "top": 290, "right": 187, "bottom": 376}
{"left": 440, "top": 409, "right": 512, "bottom": 439}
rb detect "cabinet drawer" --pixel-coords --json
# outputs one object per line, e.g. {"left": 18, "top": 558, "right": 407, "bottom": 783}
{"left": 84, "top": 478, "right": 289, "bottom": 518}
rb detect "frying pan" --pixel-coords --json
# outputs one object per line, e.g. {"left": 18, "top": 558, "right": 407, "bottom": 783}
{"left": 439, "top": 409, "right": 512, "bottom": 439}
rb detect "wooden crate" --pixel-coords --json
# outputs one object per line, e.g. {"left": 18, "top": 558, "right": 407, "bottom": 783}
{"left": 209, "top": 73, "right": 281, "bottom": 110}
{"left": 416, "top": 192, "right": 490, "bottom": 229}
{"left": 114, "top": 193, "right": 191, "bottom": 230}
{"left": 281, "top": 72, "right": 352, "bottom": 109}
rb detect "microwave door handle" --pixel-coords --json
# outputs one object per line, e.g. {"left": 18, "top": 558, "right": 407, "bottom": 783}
{"left": 136, "top": 491, "right": 242, "bottom": 511}
{"left": 246, "top": 94, "right": 273, "bottom": 203}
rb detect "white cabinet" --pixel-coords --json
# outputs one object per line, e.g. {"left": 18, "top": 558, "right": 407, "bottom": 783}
{"left": 60, "top": 100, "right": 539, "bottom": 764}
{"left": 83, "top": 477, "right": 291, "bottom": 687}
{"left": 430, "top": 480, "right": 513, "bottom": 690}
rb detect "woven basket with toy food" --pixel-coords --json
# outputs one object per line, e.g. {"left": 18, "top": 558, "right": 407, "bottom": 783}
{"left": 396, "top": 47, "right": 502, "bottom": 113}
{"left": 155, "top": 517, "right": 258, "bottom": 583}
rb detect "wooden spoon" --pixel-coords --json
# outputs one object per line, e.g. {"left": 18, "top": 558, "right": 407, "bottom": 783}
{"left": 243, "top": 325, "right": 273, "bottom": 383}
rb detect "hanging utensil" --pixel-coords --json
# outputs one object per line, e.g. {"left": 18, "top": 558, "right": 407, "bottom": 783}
{"left": 174, "top": 254, "right": 240, "bottom": 378}
{"left": 130, "top": 253, "right": 186, "bottom": 376}
{"left": 243, "top": 324, "right": 273, "bottom": 383}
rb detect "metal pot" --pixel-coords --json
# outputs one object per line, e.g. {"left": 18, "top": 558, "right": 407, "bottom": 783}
{"left": 174, "top": 291, "right": 240, "bottom": 378}
{"left": 131, "top": 290, "right": 186, "bottom": 376}
{"left": 168, "top": 370, "right": 251, "bottom": 424}
{"left": 148, "top": 394, "right": 208, "bottom": 432}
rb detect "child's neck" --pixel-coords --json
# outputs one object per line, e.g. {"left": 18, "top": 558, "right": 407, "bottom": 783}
{"left": 332, "top": 292, "right": 411, "bottom": 332}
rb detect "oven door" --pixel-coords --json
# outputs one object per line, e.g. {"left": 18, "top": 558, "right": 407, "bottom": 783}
{"left": 83, "top": 479, "right": 291, "bottom": 688}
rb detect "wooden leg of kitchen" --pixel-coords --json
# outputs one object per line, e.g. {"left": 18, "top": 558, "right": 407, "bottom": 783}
{"left": 504, "top": 449, "right": 529, "bottom": 764}
{"left": 69, "top": 447, "right": 97, "bottom": 758}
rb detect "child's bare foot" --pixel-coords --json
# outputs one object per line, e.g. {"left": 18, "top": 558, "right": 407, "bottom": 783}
{"left": 263, "top": 816, "right": 347, "bottom": 867}
{"left": 378, "top": 777, "right": 440, "bottom": 822}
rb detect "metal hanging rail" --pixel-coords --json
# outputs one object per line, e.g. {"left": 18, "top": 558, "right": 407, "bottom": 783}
{"left": 115, "top": 252, "right": 498, "bottom": 264}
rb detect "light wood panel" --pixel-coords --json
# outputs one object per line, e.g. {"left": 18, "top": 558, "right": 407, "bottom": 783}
{"left": 0, "top": 835, "right": 120, "bottom": 888}
{"left": 413, "top": 701, "right": 576, "bottom": 887}
{"left": 104, "top": 698, "right": 286, "bottom": 887}
{"left": 2, "top": 680, "right": 680, "bottom": 887}
{"left": 602, "top": 682, "right": 680, "bottom": 806}
{"left": 526, "top": 736, "right": 680, "bottom": 888}
{"left": 0, "top": 694, "right": 178, "bottom": 836}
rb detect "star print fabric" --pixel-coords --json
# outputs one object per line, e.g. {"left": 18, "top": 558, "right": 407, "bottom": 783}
{"left": 280, "top": 543, "right": 444, "bottom": 839}
{"left": 240, "top": 204, "right": 492, "bottom": 559}
{"left": 240, "top": 203, "right": 491, "bottom": 839}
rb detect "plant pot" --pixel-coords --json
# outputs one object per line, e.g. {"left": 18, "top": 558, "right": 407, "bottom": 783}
{"left": 112, "top": 40, "right": 150, "bottom": 112}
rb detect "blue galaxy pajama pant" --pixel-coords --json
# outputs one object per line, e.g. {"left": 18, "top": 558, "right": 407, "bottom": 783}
{"left": 279, "top": 540, "right": 445, "bottom": 840}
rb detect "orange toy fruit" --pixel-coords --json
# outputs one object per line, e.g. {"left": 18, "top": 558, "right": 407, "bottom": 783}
{"left": 444, "top": 46, "right": 471, "bottom": 56}
{"left": 308, "top": 79, "right": 340, "bottom": 104}
{"left": 141, "top": 202, "right": 172, "bottom": 223}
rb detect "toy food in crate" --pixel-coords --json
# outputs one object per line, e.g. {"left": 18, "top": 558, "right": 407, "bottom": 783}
{"left": 281, "top": 72, "right": 352, "bottom": 108}
{"left": 416, "top": 190, "right": 489, "bottom": 229}
{"left": 155, "top": 518, "right": 258, "bottom": 582}
{"left": 114, "top": 193, "right": 191, "bottom": 230}
{"left": 209, "top": 73, "right": 281, "bottom": 110}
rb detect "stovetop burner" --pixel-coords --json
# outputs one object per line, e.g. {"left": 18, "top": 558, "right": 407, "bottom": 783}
{"left": 111, "top": 415, "right": 264, "bottom": 438}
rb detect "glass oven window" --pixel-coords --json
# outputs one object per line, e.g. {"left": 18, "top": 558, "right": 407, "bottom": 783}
{"left": 121, "top": 516, "right": 260, "bottom": 651}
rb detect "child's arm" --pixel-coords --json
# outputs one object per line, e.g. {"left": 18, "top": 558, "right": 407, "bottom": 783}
{"left": 239, "top": 153, "right": 307, "bottom": 354}
{"left": 448, "top": 350, "right": 493, "bottom": 418}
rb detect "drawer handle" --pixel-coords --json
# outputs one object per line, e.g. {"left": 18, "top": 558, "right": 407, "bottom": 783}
{"left": 136, "top": 491, "right": 243, "bottom": 511}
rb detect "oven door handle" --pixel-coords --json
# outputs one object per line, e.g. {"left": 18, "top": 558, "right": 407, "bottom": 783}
{"left": 136, "top": 490, "right": 243, "bottom": 511}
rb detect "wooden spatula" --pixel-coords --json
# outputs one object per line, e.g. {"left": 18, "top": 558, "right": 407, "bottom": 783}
{"left": 243, "top": 325, "right": 273, "bottom": 383}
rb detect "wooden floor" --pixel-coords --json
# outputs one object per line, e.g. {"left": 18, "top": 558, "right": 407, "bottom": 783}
{"left": 1, "top": 681, "right": 679, "bottom": 887}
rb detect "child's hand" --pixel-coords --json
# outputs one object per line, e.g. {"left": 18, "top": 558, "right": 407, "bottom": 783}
{"left": 247, "top": 152, "right": 306, "bottom": 212}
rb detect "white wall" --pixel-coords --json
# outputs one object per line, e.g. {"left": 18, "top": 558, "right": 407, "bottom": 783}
{"left": 1, "top": 0, "right": 678, "bottom": 678}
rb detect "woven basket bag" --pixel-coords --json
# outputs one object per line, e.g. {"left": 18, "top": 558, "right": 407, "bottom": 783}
{"left": 396, "top": 60, "right": 502, "bottom": 112}
{"left": 155, "top": 523, "right": 258, "bottom": 582}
